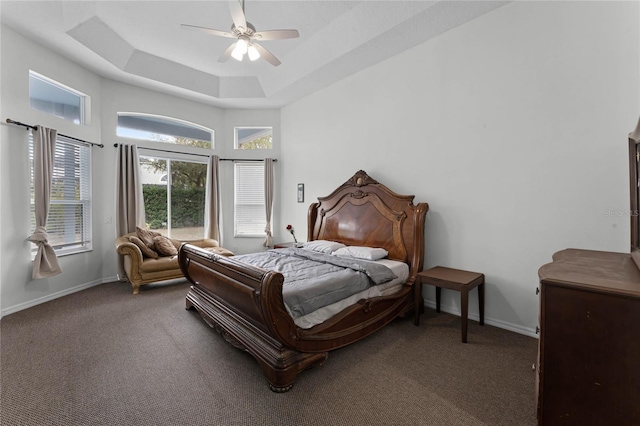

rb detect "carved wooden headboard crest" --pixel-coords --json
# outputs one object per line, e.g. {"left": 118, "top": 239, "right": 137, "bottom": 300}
{"left": 348, "top": 170, "right": 379, "bottom": 187}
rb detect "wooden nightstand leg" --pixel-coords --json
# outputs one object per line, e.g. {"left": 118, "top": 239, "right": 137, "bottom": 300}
{"left": 435, "top": 287, "right": 441, "bottom": 313}
{"left": 478, "top": 280, "right": 485, "bottom": 326}
{"left": 461, "top": 288, "right": 469, "bottom": 343}
{"left": 414, "top": 282, "right": 422, "bottom": 326}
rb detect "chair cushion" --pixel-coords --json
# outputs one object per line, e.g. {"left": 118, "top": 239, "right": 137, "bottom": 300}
{"left": 136, "top": 226, "right": 161, "bottom": 250}
{"left": 139, "top": 256, "right": 179, "bottom": 273}
{"left": 153, "top": 235, "right": 178, "bottom": 256}
{"left": 128, "top": 236, "right": 159, "bottom": 258}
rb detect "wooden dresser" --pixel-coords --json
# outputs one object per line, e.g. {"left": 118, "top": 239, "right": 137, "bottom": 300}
{"left": 536, "top": 248, "right": 640, "bottom": 425}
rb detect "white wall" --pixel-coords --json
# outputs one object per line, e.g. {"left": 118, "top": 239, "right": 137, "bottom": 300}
{"left": 281, "top": 1, "right": 640, "bottom": 335}
{"left": 0, "top": 26, "right": 281, "bottom": 315}
{"left": 1, "top": 26, "right": 104, "bottom": 313}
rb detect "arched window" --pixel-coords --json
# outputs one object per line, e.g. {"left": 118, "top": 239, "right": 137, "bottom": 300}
{"left": 117, "top": 112, "right": 214, "bottom": 149}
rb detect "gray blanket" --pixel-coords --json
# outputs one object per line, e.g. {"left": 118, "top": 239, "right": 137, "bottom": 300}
{"left": 232, "top": 248, "right": 397, "bottom": 319}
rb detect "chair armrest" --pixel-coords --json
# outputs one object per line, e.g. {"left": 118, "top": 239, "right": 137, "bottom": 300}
{"left": 115, "top": 237, "right": 144, "bottom": 267}
{"left": 167, "top": 238, "right": 220, "bottom": 251}
{"left": 189, "top": 238, "right": 220, "bottom": 248}
{"left": 179, "top": 239, "right": 233, "bottom": 256}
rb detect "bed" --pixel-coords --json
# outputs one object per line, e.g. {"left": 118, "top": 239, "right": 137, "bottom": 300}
{"left": 178, "top": 170, "right": 429, "bottom": 391}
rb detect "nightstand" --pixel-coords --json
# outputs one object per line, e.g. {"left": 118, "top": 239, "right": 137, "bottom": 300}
{"left": 274, "top": 242, "right": 297, "bottom": 249}
{"left": 414, "top": 266, "right": 485, "bottom": 343}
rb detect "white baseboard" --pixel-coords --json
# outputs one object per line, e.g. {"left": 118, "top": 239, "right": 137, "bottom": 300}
{"left": 423, "top": 300, "right": 539, "bottom": 339}
{"left": 1, "top": 276, "right": 118, "bottom": 318}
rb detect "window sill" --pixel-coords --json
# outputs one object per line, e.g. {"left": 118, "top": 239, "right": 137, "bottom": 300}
{"left": 30, "top": 247, "right": 92, "bottom": 261}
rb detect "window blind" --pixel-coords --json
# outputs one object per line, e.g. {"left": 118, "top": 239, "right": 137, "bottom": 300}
{"left": 30, "top": 134, "right": 92, "bottom": 255}
{"left": 234, "top": 162, "right": 265, "bottom": 236}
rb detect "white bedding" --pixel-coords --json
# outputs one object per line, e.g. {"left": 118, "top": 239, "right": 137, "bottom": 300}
{"left": 292, "top": 258, "right": 409, "bottom": 329}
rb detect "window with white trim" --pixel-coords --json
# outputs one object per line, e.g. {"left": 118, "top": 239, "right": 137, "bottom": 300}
{"left": 29, "top": 134, "right": 92, "bottom": 256}
{"left": 234, "top": 162, "right": 265, "bottom": 236}
{"left": 29, "top": 71, "right": 88, "bottom": 125}
{"left": 234, "top": 127, "right": 272, "bottom": 149}
{"left": 117, "top": 113, "right": 213, "bottom": 149}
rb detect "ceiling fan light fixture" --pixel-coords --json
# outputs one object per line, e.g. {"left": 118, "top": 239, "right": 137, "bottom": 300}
{"left": 236, "top": 36, "right": 249, "bottom": 54}
{"left": 231, "top": 44, "right": 245, "bottom": 61}
{"left": 247, "top": 44, "right": 260, "bottom": 61}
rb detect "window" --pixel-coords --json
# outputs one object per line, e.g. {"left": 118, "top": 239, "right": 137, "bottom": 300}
{"left": 30, "top": 135, "right": 92, "bottom": 256}
{"left": 234, "top": 127, "right": 272, "bottom": 149}
{"left": 29, "top": 71, "right": 88, "bottom": 125}
{"left": 139, "top": 154, "right": 207, "bottom": 240}
{"left": 234, "top": 162, "right": 265, "bottom": 236}
{"left": 118, "top": 113, "right": 213, "bottom": 149}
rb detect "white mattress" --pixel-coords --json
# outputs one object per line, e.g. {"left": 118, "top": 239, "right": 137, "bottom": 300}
{"left": 292, "top": 258, "right": 409, "bottom": 329}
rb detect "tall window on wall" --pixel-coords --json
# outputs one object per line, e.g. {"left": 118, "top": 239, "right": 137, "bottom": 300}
{"left": 138, "top": 154, "right": 208, "bottom": 240}
{"left": 29, "top": 134, "right": 92, "bottom": 256}
{"left": 117, "top": 113, "right": 214, "bottom": 149}
{"left": 29, "top": 71, "right": 89, "bottom": 125}
{"left": 235, "top": 162, "right": 265, "bottom": 236}
{"left": 116, "top": 113, "right": 214, "bottom": 240}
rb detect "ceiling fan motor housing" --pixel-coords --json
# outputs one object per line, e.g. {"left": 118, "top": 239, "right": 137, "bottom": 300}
{"left": 232, "top": 21, "right": 256, "bottom": 37}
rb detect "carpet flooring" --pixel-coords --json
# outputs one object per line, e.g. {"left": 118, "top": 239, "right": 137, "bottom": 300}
{"left": 1, "top": 281, "right": 538, "bottom": 425}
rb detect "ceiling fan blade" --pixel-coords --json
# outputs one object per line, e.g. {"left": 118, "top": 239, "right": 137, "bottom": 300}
{"left": 229, "top": 0, "right": 247, "bottom": 32}
{"left": 218, "top": 43, "right": 236, "bottom": 62}
{"left": 252, "top": 42, "right": 281, "bottom": 66}
{"left": 181, "top": 24, "right": 234, "bottom": 38}
{"left": 253, "top": 29, "right": 300, "bottom": 41}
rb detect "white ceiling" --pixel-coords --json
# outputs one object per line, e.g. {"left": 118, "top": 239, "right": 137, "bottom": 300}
{"left": 0, "top": 0, "right": 508, "bottom": 109}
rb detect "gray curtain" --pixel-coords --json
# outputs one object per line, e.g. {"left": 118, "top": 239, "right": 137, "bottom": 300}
{"left": 204, "top": 155, "right": 221, "bottom": 243}
{"left": 115, "top": 144, "right": 146, "bottom": 236}
{"left": 262, "top": 158, "right": 275, "bottom": 248}
{"left": 28, "top": 126, "right": 62, "bottom": 279}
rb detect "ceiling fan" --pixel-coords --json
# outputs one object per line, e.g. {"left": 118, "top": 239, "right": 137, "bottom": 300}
{"left": 181, "top": 0, "right": 299, "bottom": 66}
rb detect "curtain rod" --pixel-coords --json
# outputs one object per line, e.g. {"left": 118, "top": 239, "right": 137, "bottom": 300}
{"left": 113, "top": 143, "right": 277, "bottom": 162}
{"left": 5, "top": 118, "right": 104, "bottom": 148}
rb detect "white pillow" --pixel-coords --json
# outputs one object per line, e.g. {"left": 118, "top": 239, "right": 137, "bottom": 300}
{"left": 302, "top": 240, "right": 346, "bottom": 254}
{"left": 332, "top": 246, "right": 388, "bottom": 261}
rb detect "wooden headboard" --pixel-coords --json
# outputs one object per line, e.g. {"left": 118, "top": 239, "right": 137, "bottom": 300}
{"left": 307, "top": 170, "right": 429, "bottom": 281}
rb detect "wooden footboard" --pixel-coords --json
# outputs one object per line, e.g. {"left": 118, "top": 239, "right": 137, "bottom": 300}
{"left": 179, "top": 244, "right": 328, "bottom": 392}
{"left": 179, "top": 243, "right": 415, "bottom": 391}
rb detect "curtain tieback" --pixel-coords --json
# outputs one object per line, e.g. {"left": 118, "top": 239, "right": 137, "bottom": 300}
{"left": 28, "top": 226, "right": 49, "bottom": 245}
{"left": 263, "top": 225, "right": 273, "bottom": 248}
